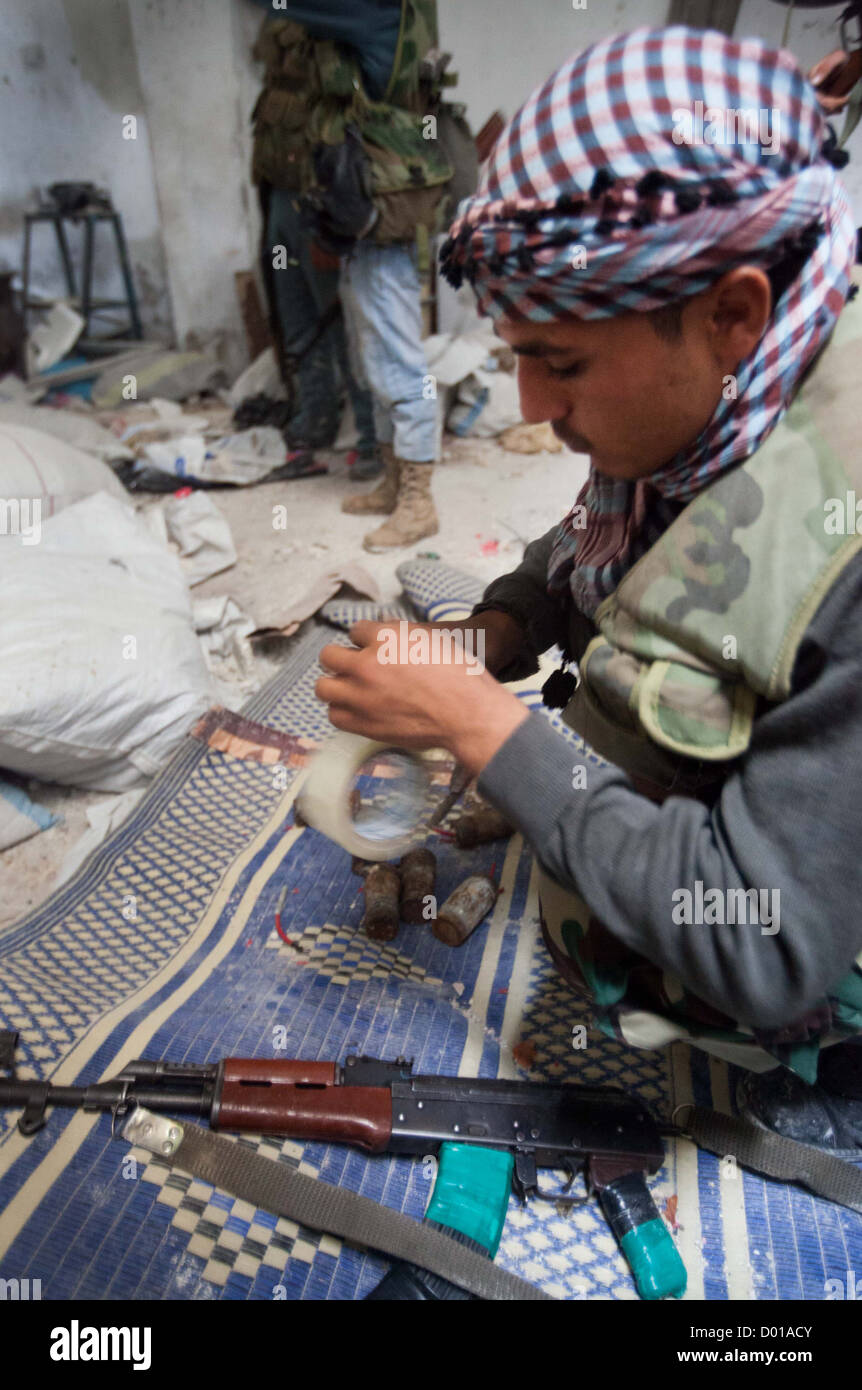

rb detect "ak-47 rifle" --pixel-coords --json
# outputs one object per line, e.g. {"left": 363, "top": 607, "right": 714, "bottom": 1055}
{"left": 0, "top": 1031, "right": 685, "bottom": 1300}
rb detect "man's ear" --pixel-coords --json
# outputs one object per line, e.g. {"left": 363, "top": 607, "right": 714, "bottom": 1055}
{"left": 707, "top": 267, "right": 772, "bottom": 370}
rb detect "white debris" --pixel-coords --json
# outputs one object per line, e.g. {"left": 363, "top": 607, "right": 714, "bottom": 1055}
{"left": 141, "top": 426, "right": 286, "bottom": 486}
{"left": 162, "top": 491, "right": 237, "bottom": 587}
{"left": 54, "top": 788, "right": 145, "bottom": 887}
{"left": 225, "top": 347, "right": 284, "bottom": 407}
{"left": 27, "top": 300, "right": 84, "bottom": 374}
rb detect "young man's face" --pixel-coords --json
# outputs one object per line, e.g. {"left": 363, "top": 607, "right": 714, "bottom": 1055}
{"left": 495, "top": 268, "right": 770, "bottom": 480}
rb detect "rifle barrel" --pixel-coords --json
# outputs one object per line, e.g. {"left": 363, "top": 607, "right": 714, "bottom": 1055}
{"left": 0, "top": 1080, "right": 212, "bottom": 1117}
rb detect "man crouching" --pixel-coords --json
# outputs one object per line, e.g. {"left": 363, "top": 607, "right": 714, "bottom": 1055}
{"left": 316, "top": 25, "right": 862, "bottom": 1155}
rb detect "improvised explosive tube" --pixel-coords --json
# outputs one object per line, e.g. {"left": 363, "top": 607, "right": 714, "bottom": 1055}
{"left": 433, "top": 873, "right": 498, "bottom": 947}
{"left": 399, "top": 847, "right": 437, "bottom": 924}
{"left": 362, "top": 863, "right": 401, "bottom": 941}
{"left": 454, "top": 805, "right": 514, "bottom": 848}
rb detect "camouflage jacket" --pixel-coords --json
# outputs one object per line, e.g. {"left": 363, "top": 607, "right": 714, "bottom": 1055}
{"left": 563, "top": 286, "right": 862, "bottom": 796}
{"left": 251, "top": 0, "right": 453, "bottom": 236}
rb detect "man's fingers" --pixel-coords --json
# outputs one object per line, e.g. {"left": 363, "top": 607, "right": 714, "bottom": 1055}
{"left": 327, "top": 704, "right": 363, "bottom": 734}
{"left": 347, "top": 619, "right": 386, "bottom": 650}
{"left": 318, "top": 643, "right": 360, "bottom": 675}
{"left": 315, "top": 674, "right": 355, "bottom": 706}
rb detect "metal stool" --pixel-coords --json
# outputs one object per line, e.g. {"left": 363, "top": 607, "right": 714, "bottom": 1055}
{"left": 22, "top": 206, "right": 143, "bottom": 347}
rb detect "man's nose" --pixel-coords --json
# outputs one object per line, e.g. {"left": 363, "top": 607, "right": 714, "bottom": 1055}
{"left": 517, "top": 358, "right": 570, "bottom": 425}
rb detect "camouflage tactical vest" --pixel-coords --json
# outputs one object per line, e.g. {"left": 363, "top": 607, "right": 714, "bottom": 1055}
{"left": 251, "top": 2, "right": 453, "bottom": 242}
{"left": 563, "top": 287, "right": 862, "bottom": 790}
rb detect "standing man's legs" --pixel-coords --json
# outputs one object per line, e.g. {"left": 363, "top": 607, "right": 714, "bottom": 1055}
{"left": 264, "top": 188, "right": 337, "bottom": 452}
{"left": 264, "top": 189, "right": 378, "bottom": 475}
{"left": 339, "top": 241, "right": 439, "bottom": 550}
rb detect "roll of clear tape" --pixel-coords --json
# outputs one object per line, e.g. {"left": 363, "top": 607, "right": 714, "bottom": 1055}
{"left": 297, "top": 732, "right": 434, "bottom": 861}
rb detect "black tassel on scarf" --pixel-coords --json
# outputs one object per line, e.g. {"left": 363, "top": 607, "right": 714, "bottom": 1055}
{"left": 541, "top": 642, "right": 578, "bottom": 710}
{"left": 541, "top": 667, "right": 577, "bottom": 709}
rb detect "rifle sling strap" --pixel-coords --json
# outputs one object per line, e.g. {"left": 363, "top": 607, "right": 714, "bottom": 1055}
{"left": 127, "top": 1107, "right": 862, "bottom": 1298}
{"left": 681, "top": 1106, "right": 862, "bottom": 1215}
{"left": 149, "top": 1117, "right": 553, "bottom": 1301}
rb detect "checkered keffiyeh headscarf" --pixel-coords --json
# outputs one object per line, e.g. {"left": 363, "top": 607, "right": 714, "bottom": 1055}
{"left": 440, "top": 26, "right": 857, "bottom": 619}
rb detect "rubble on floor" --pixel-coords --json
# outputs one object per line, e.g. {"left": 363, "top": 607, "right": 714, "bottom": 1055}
{"left": 499, "top": 419, "right": 564, "bottom": 454}
{"left": 0, "top": 778, "right": 58, "bottom": 851}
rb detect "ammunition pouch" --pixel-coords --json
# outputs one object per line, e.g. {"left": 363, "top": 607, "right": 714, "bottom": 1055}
{"left": 300, "top": 124, "right": 379, "bottom": 256}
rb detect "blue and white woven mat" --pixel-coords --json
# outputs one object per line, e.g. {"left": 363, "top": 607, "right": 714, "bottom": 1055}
{"left": 0, "top": 559, "right": 859, "bottom": 1300}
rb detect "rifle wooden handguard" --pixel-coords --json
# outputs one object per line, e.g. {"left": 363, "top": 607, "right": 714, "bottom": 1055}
{"left": 212, "top": 1057, "right": 393, "bottom": 1153}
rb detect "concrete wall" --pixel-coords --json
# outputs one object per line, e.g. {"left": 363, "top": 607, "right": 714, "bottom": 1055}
{"left": 437, "top": 0, "right": 669, "bottom": 133}
{"left": 127, "top": 0, "right": 263, "bottom": 376}
{"left": 0, "top": 0, "right": 172, "bottom": 338}
{"left": 0, "top": 0, "right": 265, "bottom": 371}
{"left": 437, "top": 0, "right": 862, "bottom": 221}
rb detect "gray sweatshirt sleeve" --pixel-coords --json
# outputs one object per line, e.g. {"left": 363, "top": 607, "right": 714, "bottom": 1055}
{"left": 471, "top": 525, "right": 569, "bottom": 681}
{"left": 477, "top": 554, "right": 862, "bottom": 1030}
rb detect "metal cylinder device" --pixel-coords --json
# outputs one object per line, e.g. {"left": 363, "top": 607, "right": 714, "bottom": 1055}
{"left": 454, "top": 804, "right": 514, "bottom": 848}
{"left": 362, "top": 863, "right": 401, "bottom": 941}
{"left": 399, "top": 847, "right": 437, "bottom": 925}
{"left": 433, "top": 874, "right": 498, "bottom": 947}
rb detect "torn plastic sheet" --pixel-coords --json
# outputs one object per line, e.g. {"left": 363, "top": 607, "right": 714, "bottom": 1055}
{"left": 160, "top": 491, "right": 237, "bottom": 587}
{"left": 132, "top": 426, "right": 288, "bottom": 487}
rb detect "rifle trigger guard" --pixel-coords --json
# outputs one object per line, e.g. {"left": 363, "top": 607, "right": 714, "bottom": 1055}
{"left": 539, "top": 1159, "right": 592, "bottom": 1209}
{"left": 514, "top": 1152, "right": 590, "bottom": 1209}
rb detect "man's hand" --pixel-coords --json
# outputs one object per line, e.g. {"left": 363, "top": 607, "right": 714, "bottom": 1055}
{"left": 315, "top": 619, "right": 529, "bottom": 778}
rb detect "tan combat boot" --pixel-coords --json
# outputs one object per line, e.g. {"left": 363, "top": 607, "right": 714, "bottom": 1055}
{"left": 341, "top": 443, "right": 400, "bottom": 515}
{"left": 362, "top": 461, "right": 439, "bottom": 552}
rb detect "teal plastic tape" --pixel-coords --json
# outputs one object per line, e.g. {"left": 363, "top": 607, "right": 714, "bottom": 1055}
{"left": 620, "top": 1217, "right": 688, "bottom": 1300}
{"left": 426, "top": 1143, "right": 514, "bottom": 1256}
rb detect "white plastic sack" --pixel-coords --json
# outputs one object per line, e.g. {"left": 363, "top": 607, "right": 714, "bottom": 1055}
{"left": 193, "top": 595, "right": 258, "bottom": 706}
{"left": 0, "top": 491, "right": 214, "bottom": 790}
{"left": 0, "top": 402, "right": 134, "bottom": 464}
{"left": 423, "top": 330, "right": 496, "bottom": 388}
{"left": 27, "top": 301, "right": 84, "bottom": 374}
{"left": 0, "top": 422, "right": 127, "bottom": 517}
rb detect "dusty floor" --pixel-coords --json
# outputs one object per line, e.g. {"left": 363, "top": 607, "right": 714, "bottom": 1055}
{"left": 0, "top": 431, "right": 588, "bottom": 930}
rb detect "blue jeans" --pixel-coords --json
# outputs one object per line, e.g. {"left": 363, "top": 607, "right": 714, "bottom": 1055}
{"left": 340, "top": 242, "right": 438, "bottom": 463}
{"left": 265, "top": 189, "right": 377, "bottom": 454}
